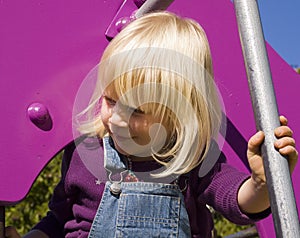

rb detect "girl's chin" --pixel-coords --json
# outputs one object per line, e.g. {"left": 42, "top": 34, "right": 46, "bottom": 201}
{"left": 113, "top": 141, "right": 155, "bottom": 160}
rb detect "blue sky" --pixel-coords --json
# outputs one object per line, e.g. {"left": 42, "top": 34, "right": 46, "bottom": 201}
{"left": 257, "top": 0, "right": 300, "bottom": 68}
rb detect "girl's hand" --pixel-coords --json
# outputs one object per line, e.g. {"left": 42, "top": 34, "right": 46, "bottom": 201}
{"left": 238, "top": 115, "right": 298, "bottom": 214}
{"left": 5, "top": 227, "right": 49, "bottom": 238}
{"left": 247, "top": 115, "right": 298, "bottom": 187}
{"left": 5, "top": 226, "right": 21, "bottom": 238}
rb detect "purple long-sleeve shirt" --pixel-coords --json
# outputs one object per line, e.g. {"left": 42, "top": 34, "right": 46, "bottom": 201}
{"left": 34, "top": 137, "right": 270, "bottom": 238}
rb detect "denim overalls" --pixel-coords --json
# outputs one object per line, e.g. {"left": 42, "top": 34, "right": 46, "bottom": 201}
{"left": 88, "top": 136, "right": 191, "bottom": 238}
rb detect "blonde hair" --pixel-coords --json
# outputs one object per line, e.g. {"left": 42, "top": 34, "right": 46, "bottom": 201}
{"left": 77, "top": 11, "right": 222, "bottom": 177}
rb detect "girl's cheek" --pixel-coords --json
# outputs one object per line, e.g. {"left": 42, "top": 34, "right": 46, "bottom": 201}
{"left": 100, "top": 105, "right": 111, "bottom": 125}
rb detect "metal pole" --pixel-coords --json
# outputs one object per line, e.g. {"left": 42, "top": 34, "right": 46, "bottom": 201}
{"left": 233, "top": 0, "right": 300, "bottom": 237}
{"left": 0, "top": 206, "right": 4, "bottom": 238}
{"left": 134, "top": 0, "right": 174, "bottom": 18}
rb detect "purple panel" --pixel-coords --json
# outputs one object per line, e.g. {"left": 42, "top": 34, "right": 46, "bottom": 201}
{"left": 0, "top": 0, "right": 122, "bottom": 203}
{"left": 0, "top": 0, "right": 299, "bottom": 237}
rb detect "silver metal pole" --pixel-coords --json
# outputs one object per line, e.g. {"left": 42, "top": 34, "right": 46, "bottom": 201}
{"left": 233, "top": 0, "right": 300, "bottom": 237}
{"left": 134, "top": 0, "right": 174, "bottom": 18}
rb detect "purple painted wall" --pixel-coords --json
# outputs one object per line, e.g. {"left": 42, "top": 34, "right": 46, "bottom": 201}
{"left": 0, "top": 0, "right": 299, "bottom": 237}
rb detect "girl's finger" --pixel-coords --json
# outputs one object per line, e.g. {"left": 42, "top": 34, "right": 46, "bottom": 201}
{"left": 248, "top": 131, "right": 265, "bottom": 155}
{"left": 278, "top": 146, "right": 298, "bottom": 173}
{"left": 274, "top": 137, "right": 296, "bottom": 149}
{"left": 274, "top": 126, "right": 293, "bottom": 138}
{"left": 279, "top": 115, "right": 288, "bottom": 126}
{"left": 278, "top": 145, "right": 297, "bottom": 157}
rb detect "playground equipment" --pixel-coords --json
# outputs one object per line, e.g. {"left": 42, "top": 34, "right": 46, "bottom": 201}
{"left": 233, "top": 0, "right": 299, "bottom": 236}
{"left": 0, "top": 0, "right": 299, "bottom": 237}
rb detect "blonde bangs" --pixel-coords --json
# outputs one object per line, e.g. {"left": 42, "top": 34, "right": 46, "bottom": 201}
{"left": 76, "top": 12, "right": 224, "bottom": 178}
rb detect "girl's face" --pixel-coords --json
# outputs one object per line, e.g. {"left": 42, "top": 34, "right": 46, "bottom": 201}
{"left": 100, "top": 86, "right": 171, "bottom": 160}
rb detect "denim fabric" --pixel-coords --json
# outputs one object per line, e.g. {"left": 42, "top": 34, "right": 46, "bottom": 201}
{"left": 88, "top": 137, "right": 191, "bottom": 238}
{"left": 103, "top": 136, "right": 126, "bottom": 172}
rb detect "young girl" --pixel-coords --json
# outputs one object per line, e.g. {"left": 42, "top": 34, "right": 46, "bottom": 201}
{"left": 6, "top": 12, "right": 298, "bottom": 238}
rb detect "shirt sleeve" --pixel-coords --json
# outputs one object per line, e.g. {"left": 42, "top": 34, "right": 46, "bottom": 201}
{"left": 195, "top": 144, "right": 271, "bottom": 225}
{"left": 32, "top": 141, "right": 77, "bottom": 238}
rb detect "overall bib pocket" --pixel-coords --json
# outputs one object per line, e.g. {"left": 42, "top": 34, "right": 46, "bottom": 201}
{"left": 89, "top": 182, "right": 191, "bottom": 238}
{"left": 116, "top": 192, "right": 180, "bottom": 237}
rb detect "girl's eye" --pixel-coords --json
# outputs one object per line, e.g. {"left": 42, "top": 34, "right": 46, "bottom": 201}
{"left": 126, "top": 106, "right": 144, "bottom": 115}
{"left": 104, "top": 96, "right": 116, "bottom": 106}
{"left": 133, "top": 108, "right": 145, "bottom": 114}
